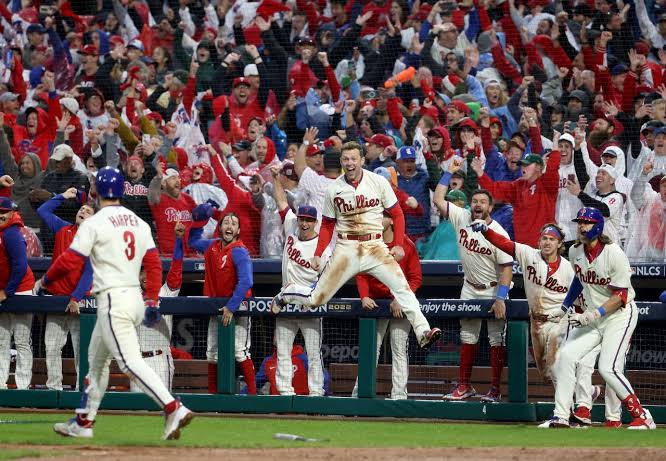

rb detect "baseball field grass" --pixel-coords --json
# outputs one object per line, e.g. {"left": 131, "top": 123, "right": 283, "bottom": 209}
{"left": 0, "top": 412, "right": 663, "bottom": 453}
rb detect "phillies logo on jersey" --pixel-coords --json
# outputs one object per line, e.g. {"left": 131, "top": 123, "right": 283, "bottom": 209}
{"left": 574, "top": 265, "right": 611, "bottom": 286}
{"left": 164, "top": 207, "right": 192, "bottom": 223}
{"left": 285, "top": 235, "right": 312, "bottom": 269}
{"left": 333, "top": 194, "right": 380, "bottom": 213}
{"left": 525, "top": 266, "right": 568, "bottom": 293}
{"left": 124, "top": 182, "right": 148, "bottom": 196}
{"left": 458, "top": 229, "right": 492, "bottom": 255}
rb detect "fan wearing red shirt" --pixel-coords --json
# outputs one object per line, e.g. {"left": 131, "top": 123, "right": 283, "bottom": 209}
{"left": 148, "top": 167, "right": 196, "bottom": 256}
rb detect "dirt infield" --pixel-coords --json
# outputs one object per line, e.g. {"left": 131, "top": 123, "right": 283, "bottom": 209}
{"left": 5, "top": 445, "right": 666, "bottom": 461}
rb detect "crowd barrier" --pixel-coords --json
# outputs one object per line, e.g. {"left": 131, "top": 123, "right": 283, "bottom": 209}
{"left": 0, "top": 295, "right": 664, "bottom": 424}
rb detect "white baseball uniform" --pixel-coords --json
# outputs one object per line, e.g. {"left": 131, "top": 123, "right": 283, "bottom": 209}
{"left": 66, "top": 205, "right": 176, "bottom": 421}
{"left": 275, "top": 209, "right": 331, "bottom": 396}
{"left": 351, "top": 317, "right": 411, "bottom": 400}
{"left": 276, "top": 170, "right": 433, "bottom": 343}
{"left": 0, "top": 291, "right": 33, "bottom": 389}
{"left": 447, "top": 203, "right": 512, "bottom": 345}
{"left": 131, "top": 280, "right": 179, "bottom": 392}
{"left": 552, "top": 242, "right": 638, "bottom": 421}
{"left": 511, "top": 240, "right": 619, "bottom": 417}
{"left": 45, "top": 312, "right": 80, "bottom": 390}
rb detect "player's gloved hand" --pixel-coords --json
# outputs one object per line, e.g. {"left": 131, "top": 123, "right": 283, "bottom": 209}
{"left": 660, "top": 290, "right": 666, "bottom": 303}
{"left": 206, "top": 198, "right": 221, "bottom": 209}
{"left": 568, "top": 309, "right": 600, "bottom": 328}
{"left": 470, "top": 219, "right": 488, "bottom": 233}
{"left": 192, "top": 203, "right": 214, "bottom": 222}
{"left": 143, "top": 300, "right": 162, "bottom": 327}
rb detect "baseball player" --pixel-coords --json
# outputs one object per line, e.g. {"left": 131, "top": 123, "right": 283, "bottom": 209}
{"left": 0, "top": 197, "right": 35, "bottom": 390}
{"left": 37, "top": 189, "right": 95, "bottom": 391}
{"left": 42, "top": 167, "right": 193, "bottom": 439}
{"left": 539, "top": 207, "right": 655, "bottom": 429}
{"left": 271, "top": 142, "right": 442, "bottom": 350}
{"left": 352, "top": 211, "right": 421, "bottom": 400}
{"left": 271, "top": 167, "right": 330, "bottom": 396}
{"left": 131, "top": 222, "right": 185, "bottom": 392}
{"left": 433, "top": 158, "right": 513, "bottom": 403}
{"left": 470, "top": 220, "right": 614, "bottom": 424}
{"left": 188, "top": 207, "right": 255, "bottom": 394}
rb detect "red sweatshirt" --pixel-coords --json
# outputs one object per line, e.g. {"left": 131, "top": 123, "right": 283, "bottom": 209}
{"left": 478, "top": 150, "right": 561, "bottom": 247}
{"left": 210, "top": 155, "right": 261, "bottom": 257}
{"left": 356, "top": 237, "right": 421, "bottom": 300}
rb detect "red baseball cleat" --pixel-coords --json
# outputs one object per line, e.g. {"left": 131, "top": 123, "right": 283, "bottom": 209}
{"left": 443, "top": 384, "right": 476, "bottom": 401}
{"left": 604, "top": 420, "right": 622, "bottom": 428}
{"left": 571, "top": 406, "right": 592, "bottom": 425}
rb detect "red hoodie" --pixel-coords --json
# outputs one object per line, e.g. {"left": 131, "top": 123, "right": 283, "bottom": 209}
{"left": 0, "top": 213, "right": 35, "bottom": 294}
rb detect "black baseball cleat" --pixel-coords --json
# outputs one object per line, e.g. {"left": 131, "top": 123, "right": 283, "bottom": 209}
{"left": 419, "top": 327, "right": 442, "bottom": 349}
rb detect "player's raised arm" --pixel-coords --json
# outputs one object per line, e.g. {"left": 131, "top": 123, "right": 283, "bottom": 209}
{"left": 434, "top": 156, "right": 465, "bottom": 219}
{"left": 470, "top": 219, "right": 517, "bottom": 257}
{"left": 166, "top": 222, "right": 185, "bottom": 291}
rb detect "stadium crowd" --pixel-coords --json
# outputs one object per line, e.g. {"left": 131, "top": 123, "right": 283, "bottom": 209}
{"left": 0, "top": 0, "right": 665, "bottom": 263}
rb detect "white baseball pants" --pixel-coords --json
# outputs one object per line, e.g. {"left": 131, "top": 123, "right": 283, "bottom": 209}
{"left": 0, "top": 291, "right": 33, "bottom": 389}
{"left": 459, "top": 284, "right": 505, "bottom": 346}
{"left": 45, "top": 313, "right": 80, "bottom": 390}
{"left": 78, "top": 288, "right": 175, "bottom": 421}
{"left": 280, "top": 239, "right": 431, "bottom": 340}
{"left": 351, "top": 318, "right": 411, "bottom": 400}
{"left": 552, "top": 303, "right": 638, "bottom": 421}
{"left": 573, "top": 343, "right": 622, "bottom": 421}
{"left": 275, "top": 317, "right": 324, "bottom": 396}
{"left": 206, "top": 316, "right": 251, "bottom": 363}
{"left": 131, "top": 316, "right": 174, "bottom": 391}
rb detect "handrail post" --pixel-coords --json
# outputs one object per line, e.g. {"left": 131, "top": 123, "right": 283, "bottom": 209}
{"left": 357, "top": 318, "right": 377, "bottom": 398}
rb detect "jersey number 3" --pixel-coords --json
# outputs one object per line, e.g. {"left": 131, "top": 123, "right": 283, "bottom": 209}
{"left": 124, "top": 231, "right": 136, "bottom": 260}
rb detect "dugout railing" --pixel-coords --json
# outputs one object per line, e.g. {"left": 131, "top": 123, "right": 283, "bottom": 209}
{"left": 0, "top": 295, "right": 664, "bottom": 424}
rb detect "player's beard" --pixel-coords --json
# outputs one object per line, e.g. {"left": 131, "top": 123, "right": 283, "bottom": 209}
{"left": 472, "top": 208, "right": 489, "bottom": 220}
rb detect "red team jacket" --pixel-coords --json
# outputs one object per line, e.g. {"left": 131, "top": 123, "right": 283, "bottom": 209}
{"left": 47, "top": 224, "right": 81, "bottom": 296}
{"left": 0, "top": 214, "right": 35, "bottom": 293}
{"left": 203, "top": 239, "right": 252, "bottom": 298}
{"left": 478, "top": 150, "right": 561, "bottom": 247}
{"left": 356, "top": 237, "right": 422, "bottom": 299}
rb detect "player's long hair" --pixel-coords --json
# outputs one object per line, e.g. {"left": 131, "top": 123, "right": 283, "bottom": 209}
{"left": 540, "top": 223, "right": 566, "bottom": 255}
{"left": 573, "top": 234, "right": 612, "bottom": 248}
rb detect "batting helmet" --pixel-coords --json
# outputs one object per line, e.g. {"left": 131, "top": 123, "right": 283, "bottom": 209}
{"left": 572, "top": 207, "right": 604, "bottom": 240}
{"left": 96, "top": 167, "right": 124, "bottom": 199}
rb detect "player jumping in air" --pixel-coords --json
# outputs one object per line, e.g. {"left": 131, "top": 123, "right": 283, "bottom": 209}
{"left": 272, "top": 141, "right": 441, "bottom": 350}
{"left": 539, "top": 207, "right": 655, "bottom": 429}
{"left": 39, "top": 167, "right": 193, "bottom": 439}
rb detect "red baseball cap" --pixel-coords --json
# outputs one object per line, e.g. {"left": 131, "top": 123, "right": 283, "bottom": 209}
{"left": 306, "top": 144, "right": 323, "bottom": 156}
{"left": 368, "top": 134, "right": 393, "bottom": 148}
{"left": 109, "top": 35, "right": 125, "bottom": 48}
{"left": 80, "top": 45, "right": 98, "bottom": 56}
{"left": 448, "top": 100, "right": 471, "bottom": 115}
{"left": 233, "top": 77, "right": 252, "bottom": 88}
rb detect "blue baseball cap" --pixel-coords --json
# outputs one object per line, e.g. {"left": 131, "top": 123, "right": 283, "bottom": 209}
{"left": 297, "top": 206, "right": 318, "bottom": 220}
{"left": 611, "top": 64, "right": 629, "bottom": 76}
{"left": 397, "top": 146, "right": 416, "bottom": 160}
{"left": 0, "top": 197, "right": 17, "bottom": 212}
{"left": 654, "top": 127, "right": 666, "bottom": 137}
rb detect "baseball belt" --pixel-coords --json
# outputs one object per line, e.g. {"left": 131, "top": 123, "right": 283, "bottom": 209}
{"left": 337, "top": 232, "right": 382, "bottom": 241}
{"left": 141, "top": 349, "right": 163, "bottom": 358}
{"left": 464, "top": 280, "right": 498, "bottom": 290}
{"left": 530, "top": 313, "right": 551, "bottom": 322}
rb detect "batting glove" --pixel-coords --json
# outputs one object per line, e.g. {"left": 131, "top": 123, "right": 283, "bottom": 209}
{"left": 470, "top": 219, "right": 488, "bottom": 233}
{"left": 568, "top": 310, "right": 601, "bottom": 328}
{"left": 192, "top": 203, "right": 214, "bottom": 222}
{"left": 143, "top": 300, "right": 162, "bottom": 327}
